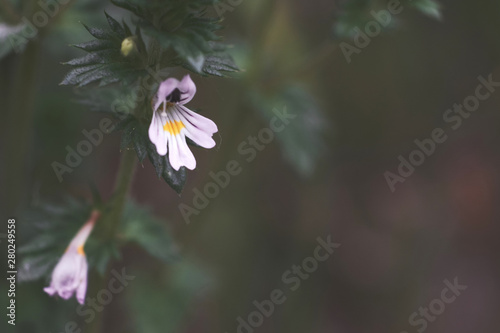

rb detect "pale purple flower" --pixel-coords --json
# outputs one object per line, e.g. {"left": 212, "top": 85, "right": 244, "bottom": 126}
{"left": 44, "top": 210, "right": 99, "bottom": 304}
{"left": 148, "top": 75, "right": 218, "bottom": 170}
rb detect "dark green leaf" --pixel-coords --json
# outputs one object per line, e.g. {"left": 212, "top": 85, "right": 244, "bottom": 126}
{"left": 105, "top": 11, "right": 126, "bottom": 35}
{"left": 121, "top": 202, "right": 179, "bottom": 263}
{"left": 17, "top": 198, "right": 95, "bottom": 282}
{"left": 126, "top": 260, "right": 212, "bottom": 333}
{"left": 62, "top": 13, "right": 148, "bottom": 87}
{"left": 114, "top": 115, "right": 188, "bottom": 193}
{"left": 251, "top": 85, "right": 326, "bottom": 176}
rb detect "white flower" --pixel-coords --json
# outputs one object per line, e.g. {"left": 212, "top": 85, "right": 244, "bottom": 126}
{"left": 44, "top": 210, "right": 99, "bottom": 304}
{"left": 148, "top": 75, "right": 218, "bottom": 170}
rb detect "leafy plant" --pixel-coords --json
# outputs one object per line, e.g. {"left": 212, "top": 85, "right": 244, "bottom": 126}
{"left": 18, "top": 198, "right": 178, "bottom": 281}
{"left": 60, "top": 1, "right": 238, "bottom": 193}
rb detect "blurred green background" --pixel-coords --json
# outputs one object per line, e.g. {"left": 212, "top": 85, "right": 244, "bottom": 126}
{"left": 1, "top": 0, "right": 500, "bottom": 332}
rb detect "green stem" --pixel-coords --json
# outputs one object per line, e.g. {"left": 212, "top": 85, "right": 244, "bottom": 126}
{"left": 85, "top": 149, "right": 137, "bottom": 333}
{"left": 102, "top": 149, "right": 138, "bottom": 240}
{"left": 40, "top": 0, "right": 77, "bottom": 37}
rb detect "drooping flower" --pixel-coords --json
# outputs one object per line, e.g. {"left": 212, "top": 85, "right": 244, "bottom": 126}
{"left": 148, "top": 75, "right": 218, "bottom": 170}
{"left": 44, "top": 210, "right": 99, "bottom": 304}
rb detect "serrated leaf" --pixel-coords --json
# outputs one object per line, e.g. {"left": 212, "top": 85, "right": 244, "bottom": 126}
{"left": 121, "top": 202, "right": 179, "bottom": 263}
{"left": 62, "top": 13, "right": 148, "bottom": 87}
{"left": 85, "top": 239, "right": 119, "bottom": 276}
{"left": 187, "top": 54, "right": 205, "bottom": 73}
{"left": 105, "top": 11, "right": 126, "bottom": 35}
{"left": 180, "top": 43, "right": 239, "bottom": 76}
{"left": 111, "top": 0, "right": 145, "bottom": 17}
{"left": 16, "top": 198, "right": 111, "bottom": 282}
{"left": 18, "top": 253, "right": 60, "bottom": 283}
{"left": 64, "top": 50, "right": 121, "bottom": 66}
{"left": 147, "top": 143, "right": 187, "bottom": 194}
{"left": 73, "top": 39, "right": 115, "bottom": 52}
{"left": 83, "top": 24, "right": 112, "bottom": 40}
{"left": 251, "top": 85, "right": 326, "bottom": 176}
{"left": 161, "top": 156, "right": 187, "bottom": 195}
{"left": 112, "top": 114, "right": 136, "bottom": 132}
{"left": 114, "top": 115, "right": 188, "bottom": 193}
{"left": 133, "top": 137, "right": 148, "bottom": 162}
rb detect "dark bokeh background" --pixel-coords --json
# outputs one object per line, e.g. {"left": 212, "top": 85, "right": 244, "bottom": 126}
{"left": 1, "top": 0, "right": 500, "bottom": 332}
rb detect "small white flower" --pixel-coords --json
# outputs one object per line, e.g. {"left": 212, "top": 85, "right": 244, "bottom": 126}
{"left": 44, "top": 210, "right": 99, "bottom": 304}
{"left": 148, "top": 75, "right": 218, "bottom": 170}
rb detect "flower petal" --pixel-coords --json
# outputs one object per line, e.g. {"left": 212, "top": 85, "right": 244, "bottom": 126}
{"left": 177, "top": 75, "right": 197, "bottom": 105}
{"left": 175, "top": 134, "right": 196, "bottom": 170}
{"left": 45, "top": 251, "right": 81, "bottom": 300}
{"left": 154, "top": 78, "right": 180, "bottom": 111}
{"left": 68, "top": 212, "right": 98, "bottom": 249}
{"left": 76, "top": 259, "right": 88, "bottom": 305}
{"left": 173, "top": 106, "right": 216, "bottom": 149}
{"left": 43, "top": 286, "right": 56, "bottom": 296}
{"left": 44, "top": 213, "right": 96, "bottom": 304}
{"left": 164, "top": 111, "right": 196, "bottom": 170}
{"left": 149, "top": 111, "right": 168, "bottom": 156}
{"left": 178, "top": 105, "right": 218, "bottom": 134}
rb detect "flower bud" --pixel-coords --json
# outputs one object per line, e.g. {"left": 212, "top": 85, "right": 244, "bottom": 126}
{"left": 121, "top": 37, "right": 136, "bottom": 57}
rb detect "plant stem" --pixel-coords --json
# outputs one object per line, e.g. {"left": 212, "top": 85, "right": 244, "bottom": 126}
{"left": 102, "top": 149, "right": 138, "bottom": 240}
{"left": 85, "top": 149, "right": 137, "bottom": 333}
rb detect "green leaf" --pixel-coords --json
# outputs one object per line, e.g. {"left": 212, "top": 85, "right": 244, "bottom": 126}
{"left": 17, "top": 252, "right": 60, "bottom": 282}
{"left": 411, "top": 0, "right": 442, "bottom": 20}
{"left": 105, "top": 11, "right": 126, "bottom": 35}
{"left": 16, "top": 197, "right": 121, "bottom": 281}
{"left": 85, "top": 239, "right": 120, "bottom": 276}
{"left": 111, "top": 0, "right": 146, "bottom": 17}
{"left": 114, "top": 115, "right": 188, "bottom": 193}
{"left": 251, "top": 85, "right": 326, "bottom": 176}
{"left": 73, "top": 39, "right": 115, "bottom": 52}
{"left": 196, "top": 42, "right": 239, "bottom": 76}
{"left": 111, "top": 0, "right": 237, "bottom": 76}
{"left": 126, "top": 260, "right": 212, "bottom": 333}
{"left": 160, "top": 153, "right": 187, "bottom": 194}
{"left": 61, "top": 13, "right": 148, "bottom": 87}
{"left": 121, "top": 202, "right": 179, "bottom": 263}
{"left": 17, "top": 198, "right": 94, "bottom": 282}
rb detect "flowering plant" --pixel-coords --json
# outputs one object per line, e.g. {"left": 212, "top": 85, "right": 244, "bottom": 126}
{"left": 2, "top": 0, "right": 443, "bottom": 332}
